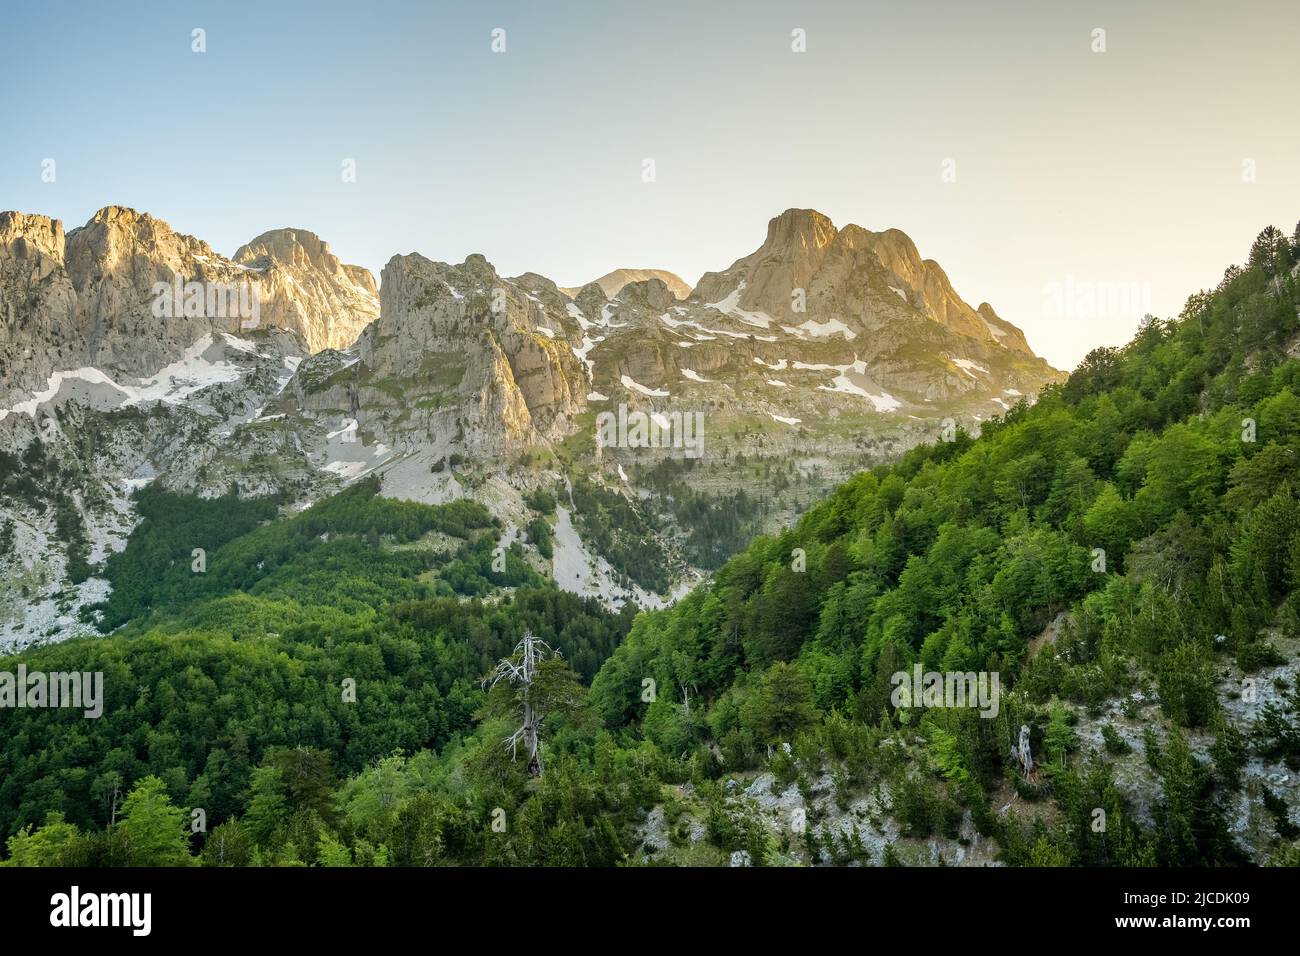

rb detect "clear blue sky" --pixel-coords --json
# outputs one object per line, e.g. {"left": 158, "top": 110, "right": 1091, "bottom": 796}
{"left": 3, "top": 0, "right": 1298, "bottom": 368}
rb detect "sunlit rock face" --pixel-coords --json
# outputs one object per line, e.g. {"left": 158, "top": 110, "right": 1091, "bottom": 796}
{"left": 0, "top": 203, "right": 1064, "bottom": 642}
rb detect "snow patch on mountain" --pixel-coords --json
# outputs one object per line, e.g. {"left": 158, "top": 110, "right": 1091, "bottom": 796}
{"left": 704, "top": 282, "right": 775, "bottom": 329}
{"left": 621, "top": 375, "right": 670, "bottom": 398}
{"left": 781, "top": 317, "right": 858, "bottom": 341}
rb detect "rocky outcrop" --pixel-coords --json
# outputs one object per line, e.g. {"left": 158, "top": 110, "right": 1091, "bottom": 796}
{"left": 347, "top": 252, "right": 589, "bottom": 457}
{"left": 1, "top": 207, "right": 378, "bottom": 404}
{"left": 63, "top": 206, "right": 261, "bottom": 378}
{"left": 233, "top": 228, "right": 378, "bottom": 351}
{"left": 561, "top": 268, "right": 691, "bottom": 301}
{"left": 694, "top": 208, "right": 838, "bottom": 312}
{"left": 585, "top": 209, "right": 1065, "bottom": 415}
{"left": 0, "top": 213, "right": 79, "bottom": 400}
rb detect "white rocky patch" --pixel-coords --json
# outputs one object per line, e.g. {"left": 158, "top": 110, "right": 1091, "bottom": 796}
{"left": 768, "top": 412, "right": 801, "bottom": 425}
{"left": 566, "top": 302, "right": 591, "bottom": 330}
{"left": 317, "top": 417, "right": 394, "bottom": 480}
{"left": 326, "top": 418, "right": 359, "bottom": 440}
{"left": 599, "top": 301, "right": 628, "bottom": 328}
{"left": 220, "top": 333, "right": 259, "bottom": 354}
{"left": 981, "top": 316, "right": 1007, "bottom": 340}
{"left": 551, "top": 503, "right": 694, "bottom": 612}
{"left": 681, "top": 368, "right": 712, "bottom": 383}
{"left": 571, "top": 334, "right": 605, "bottom": 377}
{"left": 1, "top": 477, "right": 140, "bottom": 649}
{"left": 322, "top": 459, "right": 372, "bottom": 479}
{"left": 376, "top": 453, "right": 464, "bottom": 505}
{"left": 0, "top": 368, "right": 126, "bottom": 421}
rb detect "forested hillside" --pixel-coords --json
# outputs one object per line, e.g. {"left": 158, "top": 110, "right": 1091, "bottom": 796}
{"left": 3, "top": 224, "right": 1299, "bottom": 866}
{"left": 0, "top": 479, "right": 635, "bottom": 864}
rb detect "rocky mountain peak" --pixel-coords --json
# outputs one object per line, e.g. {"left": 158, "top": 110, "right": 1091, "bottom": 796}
{"left": 615, "top": 276, "right": 677, "bottom": 313}
{"left": 762, "top": 207, "right": 838, "bottom": 254}
{"left": 691, "top": 208, "right": 835, "bottom": 309}
{"left": 0, "top": 205, "right": 381, "bottom": 397}
{"left": 0, "top": 213, "right": 79, "bottom": 399}
{"left": 233, "top": 226, "right": 378, "bottom": 352}
{"left": 343, "top": 265, "right": 378, "bottom": 296}
{"left": 572, "top": 281, "right": 609, "bottom": 320}
{"left": 458, "top": 253, "right": 499, "bottom": 284}
{"left": 65, "top": 204, "right": 214, "bottom": 291}
{"left": 0, "top": 211, "right": 66, "bottom": 264}
{"left": 560, "top": 268, "right": 692, "bottom": 301}
{"left": 687, "top": 207, "right": 1047, "bottom": 364}
{"left": 235, "top": 228, "right": 337, "bottom": 272}
{"left": 1, "top": 202, "right": 1069, "bottom": 639}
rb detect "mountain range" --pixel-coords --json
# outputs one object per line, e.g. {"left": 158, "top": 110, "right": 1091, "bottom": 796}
{"left": 0, "top": 205, "right": 1062, "bottom": 647}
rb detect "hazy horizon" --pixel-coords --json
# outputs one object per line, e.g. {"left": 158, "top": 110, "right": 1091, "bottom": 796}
{"left": 4, "top": 0, "right": 1298, "bottom": 369}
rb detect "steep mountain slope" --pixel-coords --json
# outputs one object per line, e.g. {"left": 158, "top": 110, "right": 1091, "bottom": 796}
{"left": 243, "top": 208, "right": 1061, "bottom": 608}
{"left": 0, "top": 207, "right": 377, "bottom": 405}
{"left": 0, "top": 478, "right": 636, "bottom": 863}
{"left": 583, "top": 222, "right": 1300, "bottom": 865}
{"left": 0, "top": 207, "right": 378, "bottom": 646}
{"left": 0, "top": 204, "right": 1062, "bottom": 646}
{"left": 232, "top": 228, "right": 379, "bottom": 351}
{"left": 0, "top": 213, "right": 79, "bottom": 402}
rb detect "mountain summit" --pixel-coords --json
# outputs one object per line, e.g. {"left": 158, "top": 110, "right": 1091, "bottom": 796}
{"left": 560, "top": 268, "right": 691, "bottom": 301}
{"left": 695, "top": 208, "right": 1037, "bottom": 356}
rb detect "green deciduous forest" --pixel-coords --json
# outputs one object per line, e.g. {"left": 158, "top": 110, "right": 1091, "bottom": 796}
{"left": 3, "top": 224, "right": 1300, "bottom": 866}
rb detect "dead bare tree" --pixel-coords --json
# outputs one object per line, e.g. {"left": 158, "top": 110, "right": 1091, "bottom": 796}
{"left": 484, "top": 631, "right": 554, "bottom": 777}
